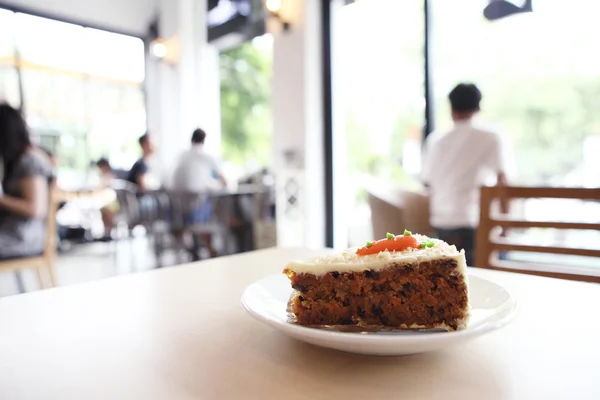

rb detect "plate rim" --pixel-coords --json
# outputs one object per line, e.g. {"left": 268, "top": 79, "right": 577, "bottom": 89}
{"left": 241, "top": 273, "right": 518, "bottom": 343}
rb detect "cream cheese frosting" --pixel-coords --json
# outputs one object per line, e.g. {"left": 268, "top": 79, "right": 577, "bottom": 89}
{"left": 285, "top": 235, "right": 467, "bottom": 277}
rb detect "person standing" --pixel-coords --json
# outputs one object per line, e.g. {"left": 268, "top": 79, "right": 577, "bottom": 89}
{"left": 422, "top": 83, "right": 510, "bottom": 265}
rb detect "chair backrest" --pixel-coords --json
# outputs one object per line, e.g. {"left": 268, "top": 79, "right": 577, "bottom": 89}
{"left": 476, "top": 186, "right": 600, "bottom": 282}
{"left": 43, "top": 182, "right": 59, "bottom": 260}
{"left": 114, "top": 184, "right": 141, "bottom": 228}
{"left": 367, "top": 183, "right": 433, "bottom": 239}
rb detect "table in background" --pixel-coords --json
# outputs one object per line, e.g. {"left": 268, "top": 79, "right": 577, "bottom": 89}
{"left": 0, "top": 248, "right": 599, "bottom": 399}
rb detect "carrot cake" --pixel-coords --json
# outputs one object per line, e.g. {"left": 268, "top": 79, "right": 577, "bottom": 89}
{"left": 283, "top": 231, "right": 469, "bottom": 331}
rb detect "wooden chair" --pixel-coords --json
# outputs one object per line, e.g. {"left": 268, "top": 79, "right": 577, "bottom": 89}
{"left": 476, "top": 186, "right": 600, "bottom": 283}
{"left": 367, "top": 183, "right": 433, "bottom": 239}
{"left": 0, "top": 184, "right": 58, "bottom": 290}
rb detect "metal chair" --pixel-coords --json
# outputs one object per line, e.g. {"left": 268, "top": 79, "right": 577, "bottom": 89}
{"left": 152, "top": 191, "right": 229, "bottom": 265}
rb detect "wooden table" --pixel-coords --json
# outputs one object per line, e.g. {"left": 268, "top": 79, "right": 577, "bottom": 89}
{"left": 1, "top": 248, "right": 599, "bottom": 399}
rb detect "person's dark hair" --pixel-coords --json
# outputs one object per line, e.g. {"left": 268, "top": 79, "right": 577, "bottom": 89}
{"left": 191, "top": 128, "right": 206, "bottom": 144}
{"left": 448, "top": 83, "right": 482, "bottom": 113}
{"left": 138, "top": 133, "right": 150, "bottom": 147}
{"left": 96, "top": 157, "right": 111, "bottom": 169}
{"left": 0, "top": 104, "right": 31, "bottom": 185}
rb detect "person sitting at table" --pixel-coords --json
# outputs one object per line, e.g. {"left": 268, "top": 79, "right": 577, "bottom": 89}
{"left": 171, "top": 128, "right": 227, "bottom": 259}
{"left": 95, "top": 158, "right": 122, "bottom": 241}
{"left": 127, "top": 134, "right": 161, "bottom": 224}
{"left": 0, "top": 104, "right": 53, "bottom": 259}
{"left": 172, "top": 128, "right": 227, "bottom": 193}
{"left": 127, "top": 133, "right": 159, "bottom": 193}
{"left": 97, "top": 157, "right": 129, "bottom": 182}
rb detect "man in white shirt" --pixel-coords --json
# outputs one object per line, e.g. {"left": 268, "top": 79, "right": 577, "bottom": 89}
{"left": 171, "top": 128, "right": 227, "bottom": 260}
{"left": 422, "top": 83, "right": 509, "bottom": 265}
{"left": 172, "top": 128, "right": 227, "bottom": 193}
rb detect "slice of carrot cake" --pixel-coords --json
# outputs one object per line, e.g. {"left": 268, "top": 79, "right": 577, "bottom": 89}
{"left": 283, "top": 231, "right": 469, "bottom": 331}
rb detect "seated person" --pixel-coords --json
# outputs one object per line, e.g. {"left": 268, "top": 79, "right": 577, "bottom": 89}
{"left": 126, "top": 133, "right": 162, "bottom": 222}
{"left": 97, "top": 158, "right": 129, "bottom": 181}
{"left": 171, "top": 128, "right": 227, "bottom": 259}
{"left": 127, "top": 133, "right": 159, "bottom": 193}
{"left": 95, "top": 158, "right": 121, "bottom": 240}
{"left": 0, "top": 104, "right": 52, "bottom": 259}
{"left": 172, "top": 128, "right": 227, "bottom": 193}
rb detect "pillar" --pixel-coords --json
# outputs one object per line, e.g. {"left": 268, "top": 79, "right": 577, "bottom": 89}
{"left": 145, "top": 0, "right": 221, "bottom": 184}
{"left": 271, "top": 0, "right": 325, "bottom": 248}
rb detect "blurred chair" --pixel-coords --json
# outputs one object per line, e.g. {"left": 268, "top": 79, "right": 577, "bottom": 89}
{"left": 112, "top": 181, "right": 142, "bottom": 234}
{"left": 112, "top": 179, "right": 164, "bottom": 233}
{"left": 238, "top": 170, "right": 276, "bottom": 250}
{"left": 152, "top": 188, "right": 275, "bottom": 266}
{"left": 476, "top": 186, "right": 600, "bottom": 282}
{"left": 367, "top": 183, "right": 433, "bottom": 239}
{"left": 252, "top": 189, "right": 276, "bottom": 250}
{"left": 153, "top": 191, "right": 230, "bottom": 266}
{"left": 0, "top": 183, "right": 58, "bottom": 291}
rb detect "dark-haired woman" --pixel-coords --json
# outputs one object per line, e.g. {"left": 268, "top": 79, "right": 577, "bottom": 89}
{"left": 0, "top": 104, "right": 52, "bottom": 259}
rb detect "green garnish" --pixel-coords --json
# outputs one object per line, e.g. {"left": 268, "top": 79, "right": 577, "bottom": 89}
{"left": 386, "top": 232, "right": 395, "bottom": 240}
{"left": 420, "top": 240, "right": 435, "bottom": 249}
{"left": 403, "top": 229, "right": 412, "bottom": 236}
{"left": 365, "top": 241, "right": 374, "bottom": 248}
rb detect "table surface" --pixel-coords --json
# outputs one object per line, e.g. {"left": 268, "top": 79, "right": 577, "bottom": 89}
{"left": 1, "top": 248, "right": 599, "bottom": 400}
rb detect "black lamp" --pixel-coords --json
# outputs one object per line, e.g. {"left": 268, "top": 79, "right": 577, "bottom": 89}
{"left": 484, "top": 0, "right": 533, "bottom": 21}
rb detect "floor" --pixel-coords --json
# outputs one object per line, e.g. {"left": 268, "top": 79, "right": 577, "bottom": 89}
{"left": 0, "top": 237, "right": 186, "bottom": 297}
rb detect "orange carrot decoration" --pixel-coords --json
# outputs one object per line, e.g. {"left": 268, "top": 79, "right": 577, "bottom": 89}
{"left": 356, "top": 230, "right": 419, "bottom": 256}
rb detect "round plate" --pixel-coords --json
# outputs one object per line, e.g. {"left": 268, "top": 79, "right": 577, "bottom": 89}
{"left": 241, "top": 274, "right": 517, "bottom": 356}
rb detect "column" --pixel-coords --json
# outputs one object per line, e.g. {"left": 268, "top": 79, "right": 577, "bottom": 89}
{"left": 271, "top": 0, "right": 325, "bottom": 248}
{"left": 145, "top": 0, "right": 221, "bottom": 184}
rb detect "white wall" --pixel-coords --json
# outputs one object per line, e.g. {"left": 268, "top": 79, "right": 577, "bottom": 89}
{"left": 0, "top": 0, "right": 155, "bottom": 36}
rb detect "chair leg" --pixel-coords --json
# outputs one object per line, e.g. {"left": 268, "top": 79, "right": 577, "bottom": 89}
{"left": 35, "top": 267, "right": 45, "bottom": 290}
{"left": 14, "top": 271, "right": 25, "bottom": 294}
{"left": 46, "top": 263, "right": 57, "bottom": 287}
{"left": 43, "top": 258, "right": 57, "bottom": 288}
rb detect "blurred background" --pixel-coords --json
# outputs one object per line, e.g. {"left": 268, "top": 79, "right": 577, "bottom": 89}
{"left": 1, "top": 0, "right": 599, "bottom": 295}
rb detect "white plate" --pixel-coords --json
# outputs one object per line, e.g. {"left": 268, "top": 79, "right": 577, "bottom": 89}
{"left": 241, "top": 273, "right": 517, "bottom": 356}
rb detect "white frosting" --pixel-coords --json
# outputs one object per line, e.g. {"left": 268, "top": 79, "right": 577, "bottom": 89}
{"left": 285, "top": 235, "right": 467, "bottom": 277}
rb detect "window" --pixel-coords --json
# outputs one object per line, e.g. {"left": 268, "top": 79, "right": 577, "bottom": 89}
{"left": 431, "top": 0, "right": 600, "bottom": 187}
{"left": 332, "top": 0, "right": 424, "bottom": 247}
{"left": 431, "top": 0, "right": 600, "bottom": 264}
{"left": 0, "top": 9, "right": 147, "bottom": 189}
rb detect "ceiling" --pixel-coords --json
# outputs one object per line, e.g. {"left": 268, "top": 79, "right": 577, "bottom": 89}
{"left": 0, "top": 0, "right": 156, "bottom": 37}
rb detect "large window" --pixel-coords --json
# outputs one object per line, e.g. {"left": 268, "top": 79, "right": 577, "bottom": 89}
{"left": 430, "top": 0, "right": 600, "bottom": 264}
{"left": 0, "top": 10, "right": 146, "bottom": 189}
{"left": 333, "top": 0, "right": 424, "bottom": 247}
{"left": 330, "top": 0, "right": 600, "bottom": 252}
{"left": 432, "top": 0, "right": 600, "bottom": 187}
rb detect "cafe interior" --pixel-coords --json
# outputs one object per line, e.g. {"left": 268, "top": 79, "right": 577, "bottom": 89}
{"left": 0, "top": 0, "right": 599, "bottom": 398}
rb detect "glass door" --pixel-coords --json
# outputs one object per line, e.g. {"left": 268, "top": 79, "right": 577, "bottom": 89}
{"left": 332, "top": 0, "right": 425, "bottom": 248}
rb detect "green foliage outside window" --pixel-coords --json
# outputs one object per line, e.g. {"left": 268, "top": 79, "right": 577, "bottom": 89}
{"left": 220, "top": 41, "right": 273, "bottom": 168}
